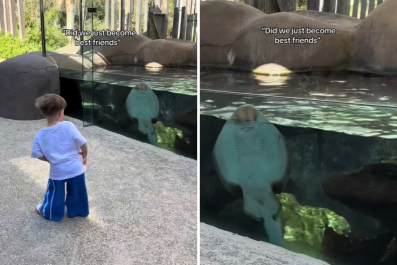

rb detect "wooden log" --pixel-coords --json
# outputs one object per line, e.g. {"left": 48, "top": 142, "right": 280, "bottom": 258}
{"left": 378, "top": 0, "right": 383, "bottom": 5}
{"left": 360, "top": 0, "right": 367, "bottom": 19}
{"left": 16, "top": 0, "right": 25, "bottom": 40}
{"left": 0, "top": 0, "right": 5, "bottom": 31}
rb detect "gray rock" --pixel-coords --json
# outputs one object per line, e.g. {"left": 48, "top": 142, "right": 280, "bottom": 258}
{"left": 0, "top": 52, "right": 60, "bottom": 120}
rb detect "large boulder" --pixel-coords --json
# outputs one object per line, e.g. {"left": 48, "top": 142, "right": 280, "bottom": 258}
{"left": 323, "top": 162, "right": 397, "bottom": 232}
{"left": 0, "top": 52, "right": 60, "bottom": 120}
{"left": 351, "top": 0, "right": 397, "bottom": 75}
{"left": 231, "top": 12, "right": 353, "bottom": 71}
{"left": 52, "top": 36, "right": 196, "bottom": 68}
{"left": 201, "top": 1, "right": 265, "bottom": 47}
{"left": 136, "top": 39, "right": 196, "bottom": 66}
{"left": 96, "top": 35, "right": 151, "bottom": 65}
{"left": 200, "top": 1, "right": 265, "bottom": 67}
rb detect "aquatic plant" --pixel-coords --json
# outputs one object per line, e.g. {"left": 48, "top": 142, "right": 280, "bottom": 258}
{"left": 154, "top": 121, "right": 183, "bottom": 147}
{"left": 278, "top": 193, "right": 350, "bottom": 250}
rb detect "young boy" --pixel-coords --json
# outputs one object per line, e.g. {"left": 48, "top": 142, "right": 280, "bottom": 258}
{"left": 31, "top": 94, "right": 89, "bottom": 222}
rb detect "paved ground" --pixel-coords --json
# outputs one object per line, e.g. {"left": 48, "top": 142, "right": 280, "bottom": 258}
{"left": 0, "top": 116, "right": 197, "bottom": 265}
{"left": 200, "top": 223, "right": 330, "bottom": 265}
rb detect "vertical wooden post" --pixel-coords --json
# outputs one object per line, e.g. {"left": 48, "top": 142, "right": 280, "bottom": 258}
{"left": 181, "top": 0, "right": 187, "bottom": 39}
{"left": 111, "top": 0, "right": 117, "bottom": 30}
{"left": 329, "top": 0, "right": 336, "bottom": 12}
{"left": 9, "top": 0, "right": 16, "bottom": 36}
{"left": 337, "top": 0, "right": 350, "bottom": 16}
{"left": 352, "top": 0, "right": 359, "bottom": 17}
{"left": 136, "top": 0, "right": 142, "bottom": 33}
{"left": 125, "top": 0, "right": 133, "bottom": 30}
{"left": 360, "top": 0, "right": 367, "bottom": 19}
{"left": 3, "top": 0, "right": 10, "bottom": 34}
{"left": 120, "top": 0, "right": 125, "bottom": 30}
{"left": 66, "top": 0, "right": 74, "bottom": 40}
{"left": 368, "top": 0, "right": 375, "bottom": 13}
{"left": 143, "top": 0, "right": 148, "bottom": 34}
{"left": 105, "top": 0, "right": 111, "bottom": 29}
{"left": 0, "top": 0, "right": 5, "bottom": 31}
{"left": 161, "top": 0, "right": 169, "bottom": 37}
{"left": 16, "top": 0, "right": 25, "bottom": 40}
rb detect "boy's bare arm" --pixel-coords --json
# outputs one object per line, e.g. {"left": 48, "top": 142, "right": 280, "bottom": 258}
{"left": 79, "top": 143, "right": 88, "bottom": 158}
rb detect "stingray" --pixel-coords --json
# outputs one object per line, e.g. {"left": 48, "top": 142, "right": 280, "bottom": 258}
{"left": 125, "top": 83, "right": 160, "bottom": 145}
{"left": 212, "top": 104, "right": 290, "bottom": 246}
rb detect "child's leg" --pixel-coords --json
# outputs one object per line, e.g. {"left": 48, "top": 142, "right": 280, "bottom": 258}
{"left": 65, "top": 173, "right": 89, "bottom": 218}
{"left": 40, "top": 179, "right": 66, "bottom": 222}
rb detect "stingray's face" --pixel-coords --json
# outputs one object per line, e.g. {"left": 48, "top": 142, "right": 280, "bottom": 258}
{"left": 135, "top": 83, "right": 148, "bottom": 92}
{"left": 234, "top": 105, "right": 257, "bottom": 132}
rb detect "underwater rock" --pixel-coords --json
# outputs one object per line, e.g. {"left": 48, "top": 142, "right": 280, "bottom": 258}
{"left": 212, "top": 104, "right": 290, "bottom": 246}
{"left": 174, "top": 109, "right": 197, "bottom": 132}
{"left": 173, "top": 110, "right": 197, "bottom": 159}
{"left": 351, "top": 0, "right": 397, "bottom": 75}
{"left": 322, "top": 226, "right": 395, "bottom": 265}
{"left": 125, "top": 83, "right": 160, "bottom": 145}
{"left": 322, "top": 163, "right": 397, "bottom": 231}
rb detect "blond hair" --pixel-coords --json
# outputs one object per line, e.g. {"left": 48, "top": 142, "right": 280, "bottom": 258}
{"left": 35, "top": 94, "right": 67, "bottom": 116}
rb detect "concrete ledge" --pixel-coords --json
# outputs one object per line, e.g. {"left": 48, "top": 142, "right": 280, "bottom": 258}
{"left": 200, "top": 223, "right": 330, "bottom": 265}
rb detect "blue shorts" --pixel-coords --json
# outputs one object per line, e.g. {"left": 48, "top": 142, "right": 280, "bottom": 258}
{"left": 40, "top": 173, "right": 89, "bottom": 222}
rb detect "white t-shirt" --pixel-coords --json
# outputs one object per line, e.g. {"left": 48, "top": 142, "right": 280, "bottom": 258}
{"left": 31, "top": 121, "right": 87, "bottom": 180}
